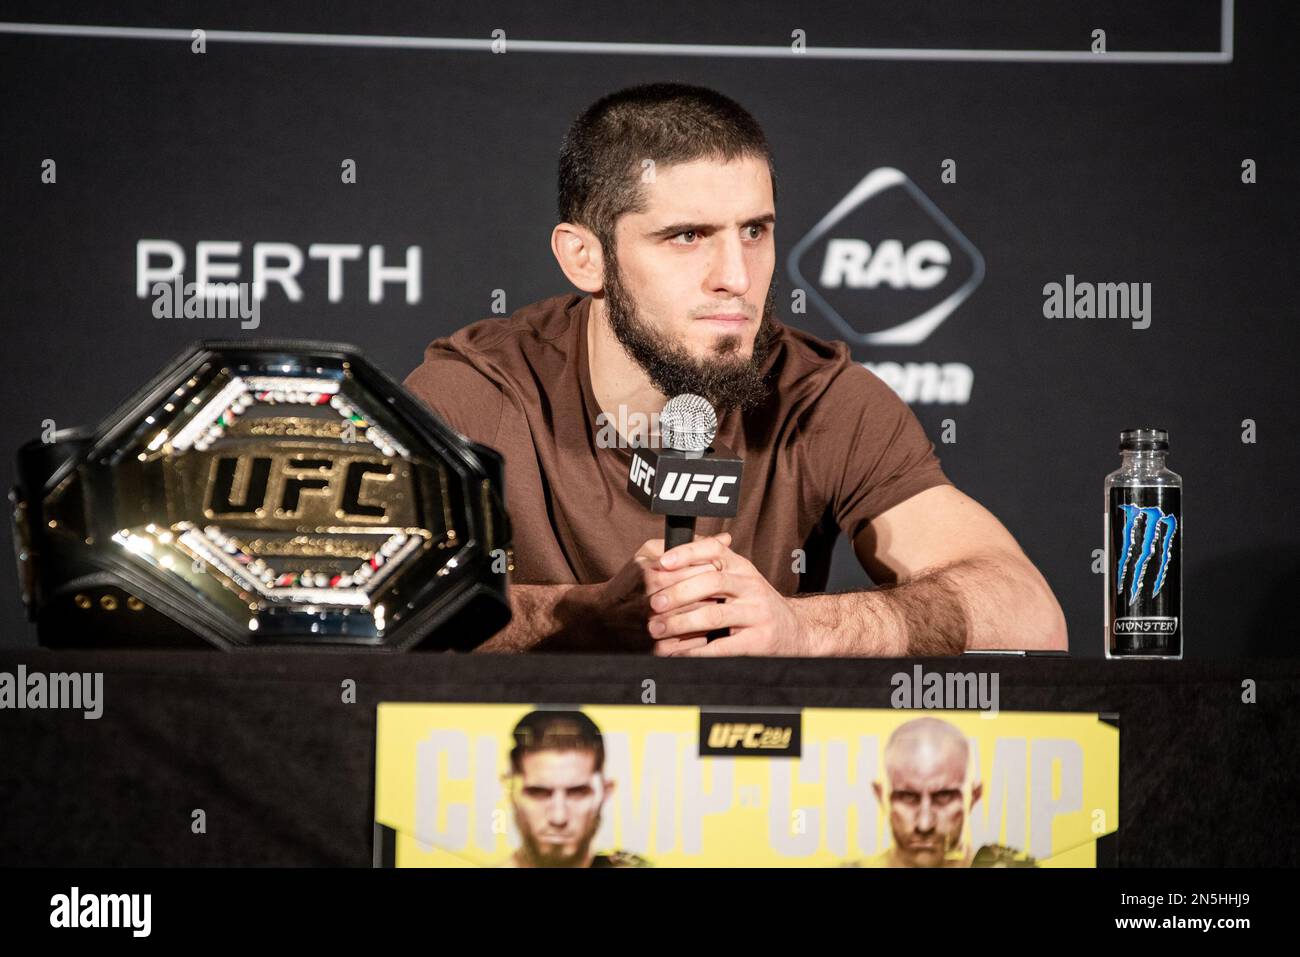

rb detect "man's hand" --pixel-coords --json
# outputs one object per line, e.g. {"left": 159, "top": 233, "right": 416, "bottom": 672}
{"left": 477, "top": 531, "right": 742, "bottom": 653}
{"left": 648, "top": 536, "right": 811, "bottom": 657}
{"left": 594, "top": 533, "right": 726, "bottom": 643}
{"left": 543, "top": 530, "right": 733, "bottom": 650}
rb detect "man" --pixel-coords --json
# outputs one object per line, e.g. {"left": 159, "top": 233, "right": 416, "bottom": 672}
{"left": 839, "top": 717, "right": 1036, "bottom": 869}
{"left": 864, "top": 717, "right": 985, "bottom": 867}
{"left": 499, "top": 710, "right": 648, "bottom": 868}
{"left": 404, "top": 82, "right": 1067, "bottom": 656}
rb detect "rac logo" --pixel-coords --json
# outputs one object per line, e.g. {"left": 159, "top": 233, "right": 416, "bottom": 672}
{"left": 787, "top": 167, "right": 984, "bottom": 346}
{"left": 820, "top": 238, "right": 951, "bottom": 290}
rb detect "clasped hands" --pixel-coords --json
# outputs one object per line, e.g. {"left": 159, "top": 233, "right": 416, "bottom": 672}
{"left": 593, "top": 532, "right": 814, "bottom": 657}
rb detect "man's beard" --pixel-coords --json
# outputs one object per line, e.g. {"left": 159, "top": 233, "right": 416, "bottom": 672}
{"left": 519, "top": 817, "right": 601, "bottom": 868}
{"left": 602, "top": 253, "right": 779, "bottom": 413}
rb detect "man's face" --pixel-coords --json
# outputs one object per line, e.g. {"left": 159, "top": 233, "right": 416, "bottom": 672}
{"left": 881, "top": 741, "right": 977, "bottom": 867}
{"left": 603, "top": 154, "right": 779, "bottom": 411}
{"left": 510, "top": 749, "right": 608, "bottom": 867}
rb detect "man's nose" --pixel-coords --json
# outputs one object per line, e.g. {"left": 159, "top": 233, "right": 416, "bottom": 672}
{"left": 706, "top": 232, "right": 751, "bottom": 298}
{"left": 547, "top": 793, "right": 569, "bottom": 826}
{"left": 916, "top": 799, "right": 936, "bottom": 833}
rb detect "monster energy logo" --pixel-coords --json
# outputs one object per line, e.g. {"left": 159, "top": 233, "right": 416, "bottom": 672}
{"left": 1116, "top": 504, "right": 1177, "bottom": 605}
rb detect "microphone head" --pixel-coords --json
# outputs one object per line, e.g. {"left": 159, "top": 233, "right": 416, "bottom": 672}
{"left": 660, "top": 394, "right": 717, "bottom": 452}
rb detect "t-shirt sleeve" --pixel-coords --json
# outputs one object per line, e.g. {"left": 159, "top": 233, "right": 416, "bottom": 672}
{"left": 818, "top": 363, "right": 952, "bottom": 543}
{"left": 402, "top": 343, "right": 505, "bottom": 448}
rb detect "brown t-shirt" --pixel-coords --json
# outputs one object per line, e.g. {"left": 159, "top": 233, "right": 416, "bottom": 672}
{"left": 403, "top": 293, "right": 950, "bottom": 594}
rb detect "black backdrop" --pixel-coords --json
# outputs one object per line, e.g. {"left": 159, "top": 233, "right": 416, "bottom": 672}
{"left": 2, "top": 1, "right": 1296, "bottom": 656}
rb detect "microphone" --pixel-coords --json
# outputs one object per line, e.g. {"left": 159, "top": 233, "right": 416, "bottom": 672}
{"left": 660, "top": 393, "right": 716, "bottom": 457}
{"left": 627, "top": 393, "right": 743, "bottom": 546}
{"left": 659, "top": 394, "right": 720, "bottom": 549}
{"left": 626, "top": 394, "right": 743, "bottom": 641}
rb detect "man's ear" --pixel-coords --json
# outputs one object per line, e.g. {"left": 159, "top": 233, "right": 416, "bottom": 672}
{"left": 872, "top": 781, "right": 883, "bottom": 805}
{"left": 551, "top": 222, "right": 605, "bottom": 294}
{"left": 970, "top": 781, "right": 983, "bottom": 808}
{"left": 600, "top": 777, "right": 616, "bottom": 805}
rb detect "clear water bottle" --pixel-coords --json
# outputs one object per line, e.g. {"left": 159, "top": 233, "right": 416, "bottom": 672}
{"left": 1105, "top": 428, "right": 1182, "bottom": 659}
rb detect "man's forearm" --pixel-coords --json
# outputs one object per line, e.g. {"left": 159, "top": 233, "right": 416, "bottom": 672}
{"left": 790, "top": 552, "right": 1067, "bottom": 656}
{"left": 474, "top": 582, "right": 602, "bottom": 653}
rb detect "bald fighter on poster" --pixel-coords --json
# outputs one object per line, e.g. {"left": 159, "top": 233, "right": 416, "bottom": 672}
{"left": 850, "top": 717, "right": 1036, "bottom": 868}
{"left": 404, "top": 82, "right": 1067, "bottom": 656}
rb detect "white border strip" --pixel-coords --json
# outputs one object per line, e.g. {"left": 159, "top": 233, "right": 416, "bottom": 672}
{"left": 170, "top": 375, "right": 246, "bottom": 451}
{"left": 0, "top": 3, "right": 1234, "bottom": 64}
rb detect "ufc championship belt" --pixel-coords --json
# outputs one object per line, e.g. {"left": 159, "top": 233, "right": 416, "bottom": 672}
{"left": 11, "top": 340, "right": 511, "bottom": 651}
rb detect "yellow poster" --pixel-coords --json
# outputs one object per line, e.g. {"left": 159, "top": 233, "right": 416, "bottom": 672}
{"left": 374, "top": 704, "right": 1118, "bottom": 868}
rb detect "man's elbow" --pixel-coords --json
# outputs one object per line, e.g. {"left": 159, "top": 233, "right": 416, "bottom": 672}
{"left": 965, "top": 551, "right": 1067, "bottom": 652}
{"left": 1037, "top": 594, "right": 1069, "bottom": 651}
{"left": 1024, "top": 566, "right": 1068, "bottom": 652}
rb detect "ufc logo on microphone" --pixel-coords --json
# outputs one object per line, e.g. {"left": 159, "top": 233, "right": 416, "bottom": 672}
{"left": 629, "top": 454, "right": 656, "bottom": 495}
{"left": 658, "top": 471, "right": 737, "bottom": 505}
{"left": 626, "top": 442, "right": 742, "bottom": 517}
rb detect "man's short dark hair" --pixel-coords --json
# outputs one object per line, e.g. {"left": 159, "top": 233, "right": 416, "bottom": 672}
{"left": 509, "top": 709, "right": 605, "bottom": 774}
{"left": 557, "top": 83, "right": 777, "bottom": 253}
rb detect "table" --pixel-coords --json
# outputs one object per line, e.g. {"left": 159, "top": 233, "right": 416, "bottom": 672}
{"left": 1, "top": 650, "right": 1295, "bottom": 866}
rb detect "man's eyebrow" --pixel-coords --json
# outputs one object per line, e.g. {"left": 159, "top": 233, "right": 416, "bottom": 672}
{"left": 646, "top": 212, "right": 776, "bottom": 239}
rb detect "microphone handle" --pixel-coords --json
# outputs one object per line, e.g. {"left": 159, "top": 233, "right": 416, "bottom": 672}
{"left": 664, "top": 513, "right": 695, "bottom": 551}
{"left": 662, "top": 513, "right": 728, "bottom": 642}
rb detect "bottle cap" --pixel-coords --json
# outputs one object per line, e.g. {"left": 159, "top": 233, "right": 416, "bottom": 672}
{"left": 1119, "top": 428, "right": 1169, "bottom": 451}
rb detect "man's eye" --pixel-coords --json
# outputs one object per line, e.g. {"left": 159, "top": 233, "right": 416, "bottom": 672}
{"left": 745, "top": 224, "right": 768, "bottom": 240}
{"left": 673, "top": 230, "right": 698, "bottom": 244}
